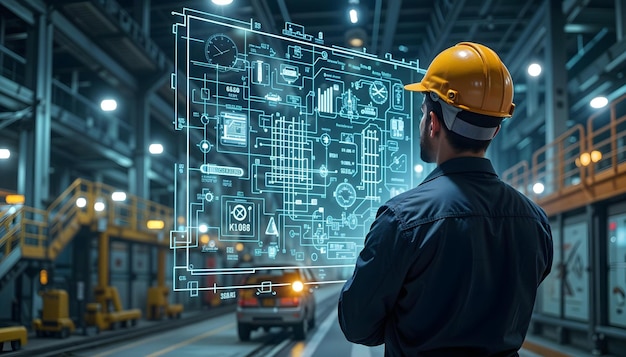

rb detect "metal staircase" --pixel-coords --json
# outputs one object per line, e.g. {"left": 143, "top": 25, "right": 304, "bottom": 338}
{"left": 0, "top": 179, "right": 173, "bottom": 293}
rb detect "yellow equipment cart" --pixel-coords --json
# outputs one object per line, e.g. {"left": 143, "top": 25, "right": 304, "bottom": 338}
{"left": 32, "top": 289, "right": 76, "bottom": 338}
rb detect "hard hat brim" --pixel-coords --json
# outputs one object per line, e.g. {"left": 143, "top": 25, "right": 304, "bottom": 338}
{"left": 404, "top": 82, "right": 428, "bottom": 92}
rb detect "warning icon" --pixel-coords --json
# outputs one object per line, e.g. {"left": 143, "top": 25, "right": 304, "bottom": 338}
{"left": 265, "top": 217, "right": 279, "bottom": 236}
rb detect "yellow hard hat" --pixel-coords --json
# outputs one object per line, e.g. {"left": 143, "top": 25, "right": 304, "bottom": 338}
{"left": 405, "top": 42, "right": 515, "bottom": 118}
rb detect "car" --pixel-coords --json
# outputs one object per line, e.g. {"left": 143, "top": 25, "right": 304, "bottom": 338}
{"left": 236, "top": 264, "right": 317, "bottom": 341}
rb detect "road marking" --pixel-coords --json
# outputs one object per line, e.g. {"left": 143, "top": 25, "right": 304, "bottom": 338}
{"left": 299, "top": 308, "right": 337, "bottom": 357}
{"left": 145, "top": 322, "right": 235, "bottom": 357}
{"left": 92, "top": 333, "right": 168, "bottom": 357}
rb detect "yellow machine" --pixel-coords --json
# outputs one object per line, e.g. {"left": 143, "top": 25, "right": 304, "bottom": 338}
{"left": 146, "top": 250, "right": 183, "bottom": 320}
{"left": 0, "top": 326, "right": 27, "bottom": 351}
{"left": 84, "top": 286, "right": 141, "bottom": 332}
{"left": 32, "top": 289, "right": 76, "bottom": 338}
{"left": 146, "top": 286, "right": 183, "bottom": 320}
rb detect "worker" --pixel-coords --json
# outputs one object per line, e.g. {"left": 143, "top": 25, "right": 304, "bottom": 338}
{"left": 338, "top": 42, "right": 553, "bottom": 356}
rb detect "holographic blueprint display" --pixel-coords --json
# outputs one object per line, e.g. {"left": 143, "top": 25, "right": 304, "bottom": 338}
{"left": 171, "top": 8, "right": 422, "bottom": 296}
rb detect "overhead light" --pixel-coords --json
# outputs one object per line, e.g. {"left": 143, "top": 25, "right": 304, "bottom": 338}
{"left": 211, "top": 0, "right": 233, "bottom": 4}
{"left": 349, "top": 37, "right": 364, "bottom": 47}
{"left": 94, "top": 201, "right": 106, "bottom": 212}
{"left": 149, "top": 143, "right": 164, "bottom": 154}
{"left": 147, "top": 220, "right": 165, "bottom": 230}
{"left": 199, "top": 224, "right": 208, "bottom": 233}
{"left": 5, "top": 194, "right": 25, "bottom": 205}
{"left": 345, "top": 27, "right": 367, "bottom": 48}
{"left": 0, "top": 149, "right": 10, "bottom": 159}
{"left": 100, "top": 99, "right": 117, "bottom": 111}
{"left": 111, "top": 191, "right": 127, "bottom": 202}
{"left": 76, "top": 197, "right": 87, "bottom": 208}
{"left": 527, "top": 63, "right": 542, "bottom": 77}
{"left": 532, "top": 182, "right": 545, "bottom": 194}
{"left": 590, "top": 96, "right": 608, "bottom": 109}
{"left": 414, "top": 164, "right": 424, "bottom": 173}
{"left": 349, "top": 9, "right": 359, "bottom": 24}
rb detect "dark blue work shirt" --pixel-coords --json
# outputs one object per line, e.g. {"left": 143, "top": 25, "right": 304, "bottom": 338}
{"left": 338, "top": 157, "right": 553, "bottom": 357}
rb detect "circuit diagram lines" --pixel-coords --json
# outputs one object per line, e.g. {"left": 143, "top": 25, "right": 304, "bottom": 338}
{"left": 170, "top": 7, "right": 423, "bottom": 296}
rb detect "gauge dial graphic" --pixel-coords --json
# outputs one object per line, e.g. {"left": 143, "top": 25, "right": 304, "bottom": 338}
{"left": 369, "top": 81, "right": 388, "bottom": 104}
{"left": 334, "top": 182, "right": 357, "bottom": 208}
{"left": 205, "top": 33, "right": 238, "bottom": 70}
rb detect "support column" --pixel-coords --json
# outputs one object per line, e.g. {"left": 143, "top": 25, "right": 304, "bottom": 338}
{"left": 544, "top": 0, "right": 569, "bottom": 142}
{"left": 617, "top": 0, "right": 626, "bottom": 42}
{"left": 127, "top": 242, "right": 133, "bottom": 308}
{"left": 157, "top": 248, "right": 165, "bottom": 287}
{"left": 98, "top": 233, "right": 109, "bottom": 287}
{"left": 135, "top": 0, "right": 151, "bottom": 35}
{"left": 543, "top": 0, "right": 569, "bottom": 195}
{"left": 73, "top": 232, "right": 91, "bottom": 333}
{"left": 129, "top": 91, "right": 150, "bottom": 199}
{"left": 590, "top": 204, "right": 608, "bottom": 354}
{"left": 18, "top": 10, "right": 53, "bottom": 209}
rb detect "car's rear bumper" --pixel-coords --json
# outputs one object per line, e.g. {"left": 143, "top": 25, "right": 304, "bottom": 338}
{"left": 237, "top": 306, "right": 305, "bottom": 326}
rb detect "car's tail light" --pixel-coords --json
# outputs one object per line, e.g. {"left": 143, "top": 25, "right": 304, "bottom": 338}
{"left": 278, "top": 297, "right": 300, "bottom": 307}
{"left": 238, "top": 298, "right": 259, "bottom": 307}
{"left": 291, "top": 280, "right": 304, "bottom": 292}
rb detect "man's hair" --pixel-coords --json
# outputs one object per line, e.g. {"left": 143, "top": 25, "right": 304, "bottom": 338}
{"left": 423, "top": 93, "right": 503, "bottom": 153}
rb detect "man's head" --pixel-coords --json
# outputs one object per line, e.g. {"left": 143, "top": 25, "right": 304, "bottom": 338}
{"left": 406, "top": 42, "right": 515, "bottom": 163}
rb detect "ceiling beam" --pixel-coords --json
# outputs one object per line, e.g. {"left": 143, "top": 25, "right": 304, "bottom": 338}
{"left": 379, "top": 0, "right": 402, "bottom": 56}
{"left": 424, "top": 0, "right": 466, "bottom": 63}
{"left": 50, "top": 11, "right": 138, "bottom": 90}
{"left": 502, "top": 0, "right": 547, "bottom": 77}
{"left": 371, "top": 0, "right": 382, "bottom": 54}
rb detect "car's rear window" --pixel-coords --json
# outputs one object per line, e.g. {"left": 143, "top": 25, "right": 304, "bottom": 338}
{"left": 244, "top": 269, "right": 300, "bottom": 284}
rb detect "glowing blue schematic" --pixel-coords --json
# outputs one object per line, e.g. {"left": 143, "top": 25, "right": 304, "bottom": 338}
{"left": 170, "top": 8, "right": 425, "bottom": 297}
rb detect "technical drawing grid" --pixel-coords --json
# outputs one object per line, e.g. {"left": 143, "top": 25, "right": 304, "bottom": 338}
{"left": 170, "top": 8, "right": 424, "bottom": 295}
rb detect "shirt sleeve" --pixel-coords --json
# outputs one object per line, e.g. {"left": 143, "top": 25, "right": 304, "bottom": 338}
{"left": 337, "top": 205, "right": 406, "bottom": 346}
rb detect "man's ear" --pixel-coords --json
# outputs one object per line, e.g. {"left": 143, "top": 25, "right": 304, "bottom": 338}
{"left": 429, "top": 110, "right": 441, "bottom": 137}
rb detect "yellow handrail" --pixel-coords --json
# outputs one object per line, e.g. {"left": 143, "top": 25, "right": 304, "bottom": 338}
{"left": 503, "top": 94, "right": 626, "bottom": 215}
{"left": 0, "top": 178, "right": 174, "bottom": 269}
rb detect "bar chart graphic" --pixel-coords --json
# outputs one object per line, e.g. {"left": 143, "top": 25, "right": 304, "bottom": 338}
{"left": 317, "top": 84, "right": 338, "bottom": 113}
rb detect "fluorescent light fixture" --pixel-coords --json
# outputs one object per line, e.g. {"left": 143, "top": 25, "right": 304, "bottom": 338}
{"left": 94, "top": 201, "right": 106, "bottom": 212}
{"left": 527, "top": 63, "right": 542, "bottom": 77}
{"left": 111, "top": 191, "right": 127, "bottom": 202}
{"left": 100, "top": 99, "right": 117, "bottom": 111}
{"left": 349, "top": 9, "right": 358, "bottom": 24}
{"left": 211, "top": 0, "right": 233, "bottom": 4}
{"left": 5, "top": 194, "right": 25, "bottom": 205}
{"left": 532, "top": 182, "right": 545, "bottom": 194}
{"left": 0, "top": 149, "right": 10, "bottom": 159}
{"left": 149, "top": 143, "right": 164, "bottom": 154}
{"left": 76, "top": 197, "right": 87, "bottom": 208}
{"left": 147, "top": 220, "right": 165, "bottom": 229}
{"left": 349, "top": 37, "right": 363, "bottom": 47}
{"left": 590, "top": 96, "right": 608, "bottom": 109}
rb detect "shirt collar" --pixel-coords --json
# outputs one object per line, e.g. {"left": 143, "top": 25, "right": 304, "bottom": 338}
{"left": 421, "top": 157, "right": 498, "bottom": 185}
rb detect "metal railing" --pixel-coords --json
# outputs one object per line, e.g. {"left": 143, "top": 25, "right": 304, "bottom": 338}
{"left": 0, "top": 206, "right": 47, "bottom": 261}
{"left": 503, "top": 94, "right": 626, "bottom": 212}
{"left": 0, "top": 179, "right": 173, "bottom": 270}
